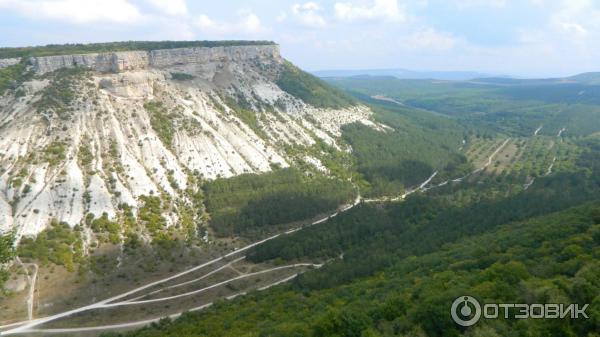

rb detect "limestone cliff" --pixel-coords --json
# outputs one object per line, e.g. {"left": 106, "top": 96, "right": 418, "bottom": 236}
{"left": 29, "top": 45, "right": 281, "bottom": 74}
{"left": 0, "top": 43, "right": 384, "bottom": 244}
{"left": 0, "top": 58, "right": 19, "bottom": 69}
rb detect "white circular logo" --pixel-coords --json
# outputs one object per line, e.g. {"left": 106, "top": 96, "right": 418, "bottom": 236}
{"left": 451, "top": 296, "right": 482, "bottom": 326}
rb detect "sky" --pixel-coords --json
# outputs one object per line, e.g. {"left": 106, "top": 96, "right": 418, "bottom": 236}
{"left": 0, "top": 0, "right": 599, "bottom": 77}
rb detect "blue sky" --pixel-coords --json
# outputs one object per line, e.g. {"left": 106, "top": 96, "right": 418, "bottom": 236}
{"left": 0, "top": 0, "right": 599, "bottom": 77}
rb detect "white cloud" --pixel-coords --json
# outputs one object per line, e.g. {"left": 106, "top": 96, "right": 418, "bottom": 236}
{"left": 516, "top": 28, "right": 546, "bottom": 44}
{"left": 548, "top": 0, "right": 600, "bottom": 40}
{"left": 403, "top": 28, "right": 458, "bottom": 51}
{"left": 503, "top": 0, "right": 600, "bottom": 75}
{"left": 0, "top": 0, "right": 144, "bottom": 24}
{"left": 290, "top": 2, "right": 327, "bottom": 28}
{"left": 558, "top": 22, "right": 587, "bottom": 36}
{"left": 453, "top": 0, "right": 507, "bottom": 9}
{"left": 276, "top": 12, "right": 288, "bottom": 22}
{"left": 194, "top": 12, "right": 267, "bottom": 36}
{"left": 334, "top": 0, "right": 406, "bottom": 22}
{"left": 528, "top": 0, "right": 545, "bottom": 6}
{"left": 157, "top": 20, "right": 195, "bottom": 39}
{"left": 146, "top": 0, "right": 188, "bottom": 16}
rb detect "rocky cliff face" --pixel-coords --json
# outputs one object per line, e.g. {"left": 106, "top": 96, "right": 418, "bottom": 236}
{"left": 29, "top": 45, "right": 281, "bottom": 74}
{"left": 0, "top": 44, "right": 382, "bottom": 244}
{"left": 0, "top": 58, "right": 19, "bottom": 69}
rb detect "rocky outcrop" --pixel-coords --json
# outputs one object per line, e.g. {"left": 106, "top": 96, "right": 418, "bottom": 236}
{"left": 29, "top": 45, "right": 281, "bottom": 74}
{"left": 29, "top": 51, "right": 147, "bottom": 74}
{"left": 0, "top": 58, "right": 20, "bottom": 69}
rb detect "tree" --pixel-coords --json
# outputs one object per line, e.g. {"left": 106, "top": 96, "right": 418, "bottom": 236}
{"left": 0, "top": 231, "right": 15, "bottom": 292}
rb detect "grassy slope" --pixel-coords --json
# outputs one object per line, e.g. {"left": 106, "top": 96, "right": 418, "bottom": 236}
{"left": 276, "top": 61, "right": 356, "bottom": 109}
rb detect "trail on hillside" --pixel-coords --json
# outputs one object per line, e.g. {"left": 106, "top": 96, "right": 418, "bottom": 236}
{"left": 0, "top": 194, "right": 359, "bottom": 335}
{"left": 0, "top": 137, "right": 520, "bottom": 335}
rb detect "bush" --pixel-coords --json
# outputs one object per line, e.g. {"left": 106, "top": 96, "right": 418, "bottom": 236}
{"left": 34, "top": 67, "right": 87, "bottom": 120}
{"left": 170, "top": 72, "right": 195, "bottom": 81}
{"left": 0, "top": 62, "right": 32, "bottom": 95}
{"left": 17, "top": 220, "right": 82, "bottom": 271}
{"left": 144, "top": 102, "right": 175, "bottom": 148}
{"left": 44, "top": 142, "right": 67, "bottom": 166}
{"left": 138, "top": 196, "right": 167, "bottom": 235}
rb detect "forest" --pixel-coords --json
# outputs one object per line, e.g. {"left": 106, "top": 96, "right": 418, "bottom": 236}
{"left": 103, "top": 188, "right": 600, "bottom": 337}
{"left": 341, "top": 101, "right": 472, "bottom": 197}
{"left": 0, "top": 233, "right": 14, "bottom": 293}
{"left": 203, "top": 168, "right": 355, "bottom": 237}
{"left": 103, "top": 110, "right": 600, "bottom": 337}
{"left": 329, "top": 76, "right": 600, "bottom": 137}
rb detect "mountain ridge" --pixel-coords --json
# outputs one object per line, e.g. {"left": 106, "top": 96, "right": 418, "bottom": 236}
{"left": 0, "top": 40, "right": 277, "bottom": 59}
{"left": 312, "top": 68, "right": 495, "bottom": 81}
{"left": 0, "top": 42, "right": 381, "bottom": 242}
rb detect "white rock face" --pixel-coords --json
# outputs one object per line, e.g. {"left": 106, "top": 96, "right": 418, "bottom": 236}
{"left": 0, "top": 45, "right": 382, "bottom": 241}
{"left": 0, "top": 58, "right": 20, "bottom": 69}
{"left": 29, "top": 45, "right": 282, "bottom": 75}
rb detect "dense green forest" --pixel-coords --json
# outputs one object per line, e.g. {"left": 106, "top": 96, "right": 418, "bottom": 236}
{"left": 203, "top": 168, "right": 355, "bottom": 237}
{"left": 341, "top": 101, "right": 471, "bottom": 196}
{"left": 247, "top": 135, "right": 600, "bottom": 279}
{"left": 328, "top": 76, "right": 600, "bottom": 137}
{"left": 105, "top": 127, "right": 600, "bottom": 337}
{"left": 248, "top": 169, "right": 599, "bottom": 281}
{"left": 0, "top": 233, "right": 15, "bottom": 293}
{"left": 104, "top": 196, "right": 600, "bottom": 337}
{"left": 0, "top": 40, "right": 276, "bottom": 59}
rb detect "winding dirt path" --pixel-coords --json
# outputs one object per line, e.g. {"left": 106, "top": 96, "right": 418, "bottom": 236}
{"left": 14, "top": 258, "right": 38, "bottom": 321}
{"left": 0, "top": 195, "right": 360, "bottom": 336}
{"left": 13, "top": 273, "right": 303, "bottom": 335}
{"left": 0, "top": 137, "right": 515, "bottom": 335}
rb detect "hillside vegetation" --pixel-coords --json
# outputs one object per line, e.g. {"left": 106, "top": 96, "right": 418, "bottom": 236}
{"left": 342, "top": 101, "right": 471, "bottom": 197}
{"left": 204, "top": 168, "right": 355, "bottom": 237}
{"left": 103, "top": 108, "right": 600, "bottom": 337}
{"left": 0, "top": 61, "right": 32, "bottom": 95}
{"left": 104, "top": 190, "right": 600, "bottom": 337}
{"left": 329, "top": 76, "right": 600, "bottom": 137}
{"left": 0, "top": 233, "right": 14, "bottom": 292}
{"left": 277, "top": 61, "right": 356, "bottom": 109}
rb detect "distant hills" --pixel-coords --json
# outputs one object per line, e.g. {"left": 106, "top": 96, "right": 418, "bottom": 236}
{"left": 568, "top": 72, "right": 600, "bottom": 84}
{"left": 469, "top": 72, "right": 600, "bottom": 86}
{"left": 312, "top": 68, "right": 495, "bottom": 81}
{"left": 314, "top": 68, "right": 600, "bottom": 84}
